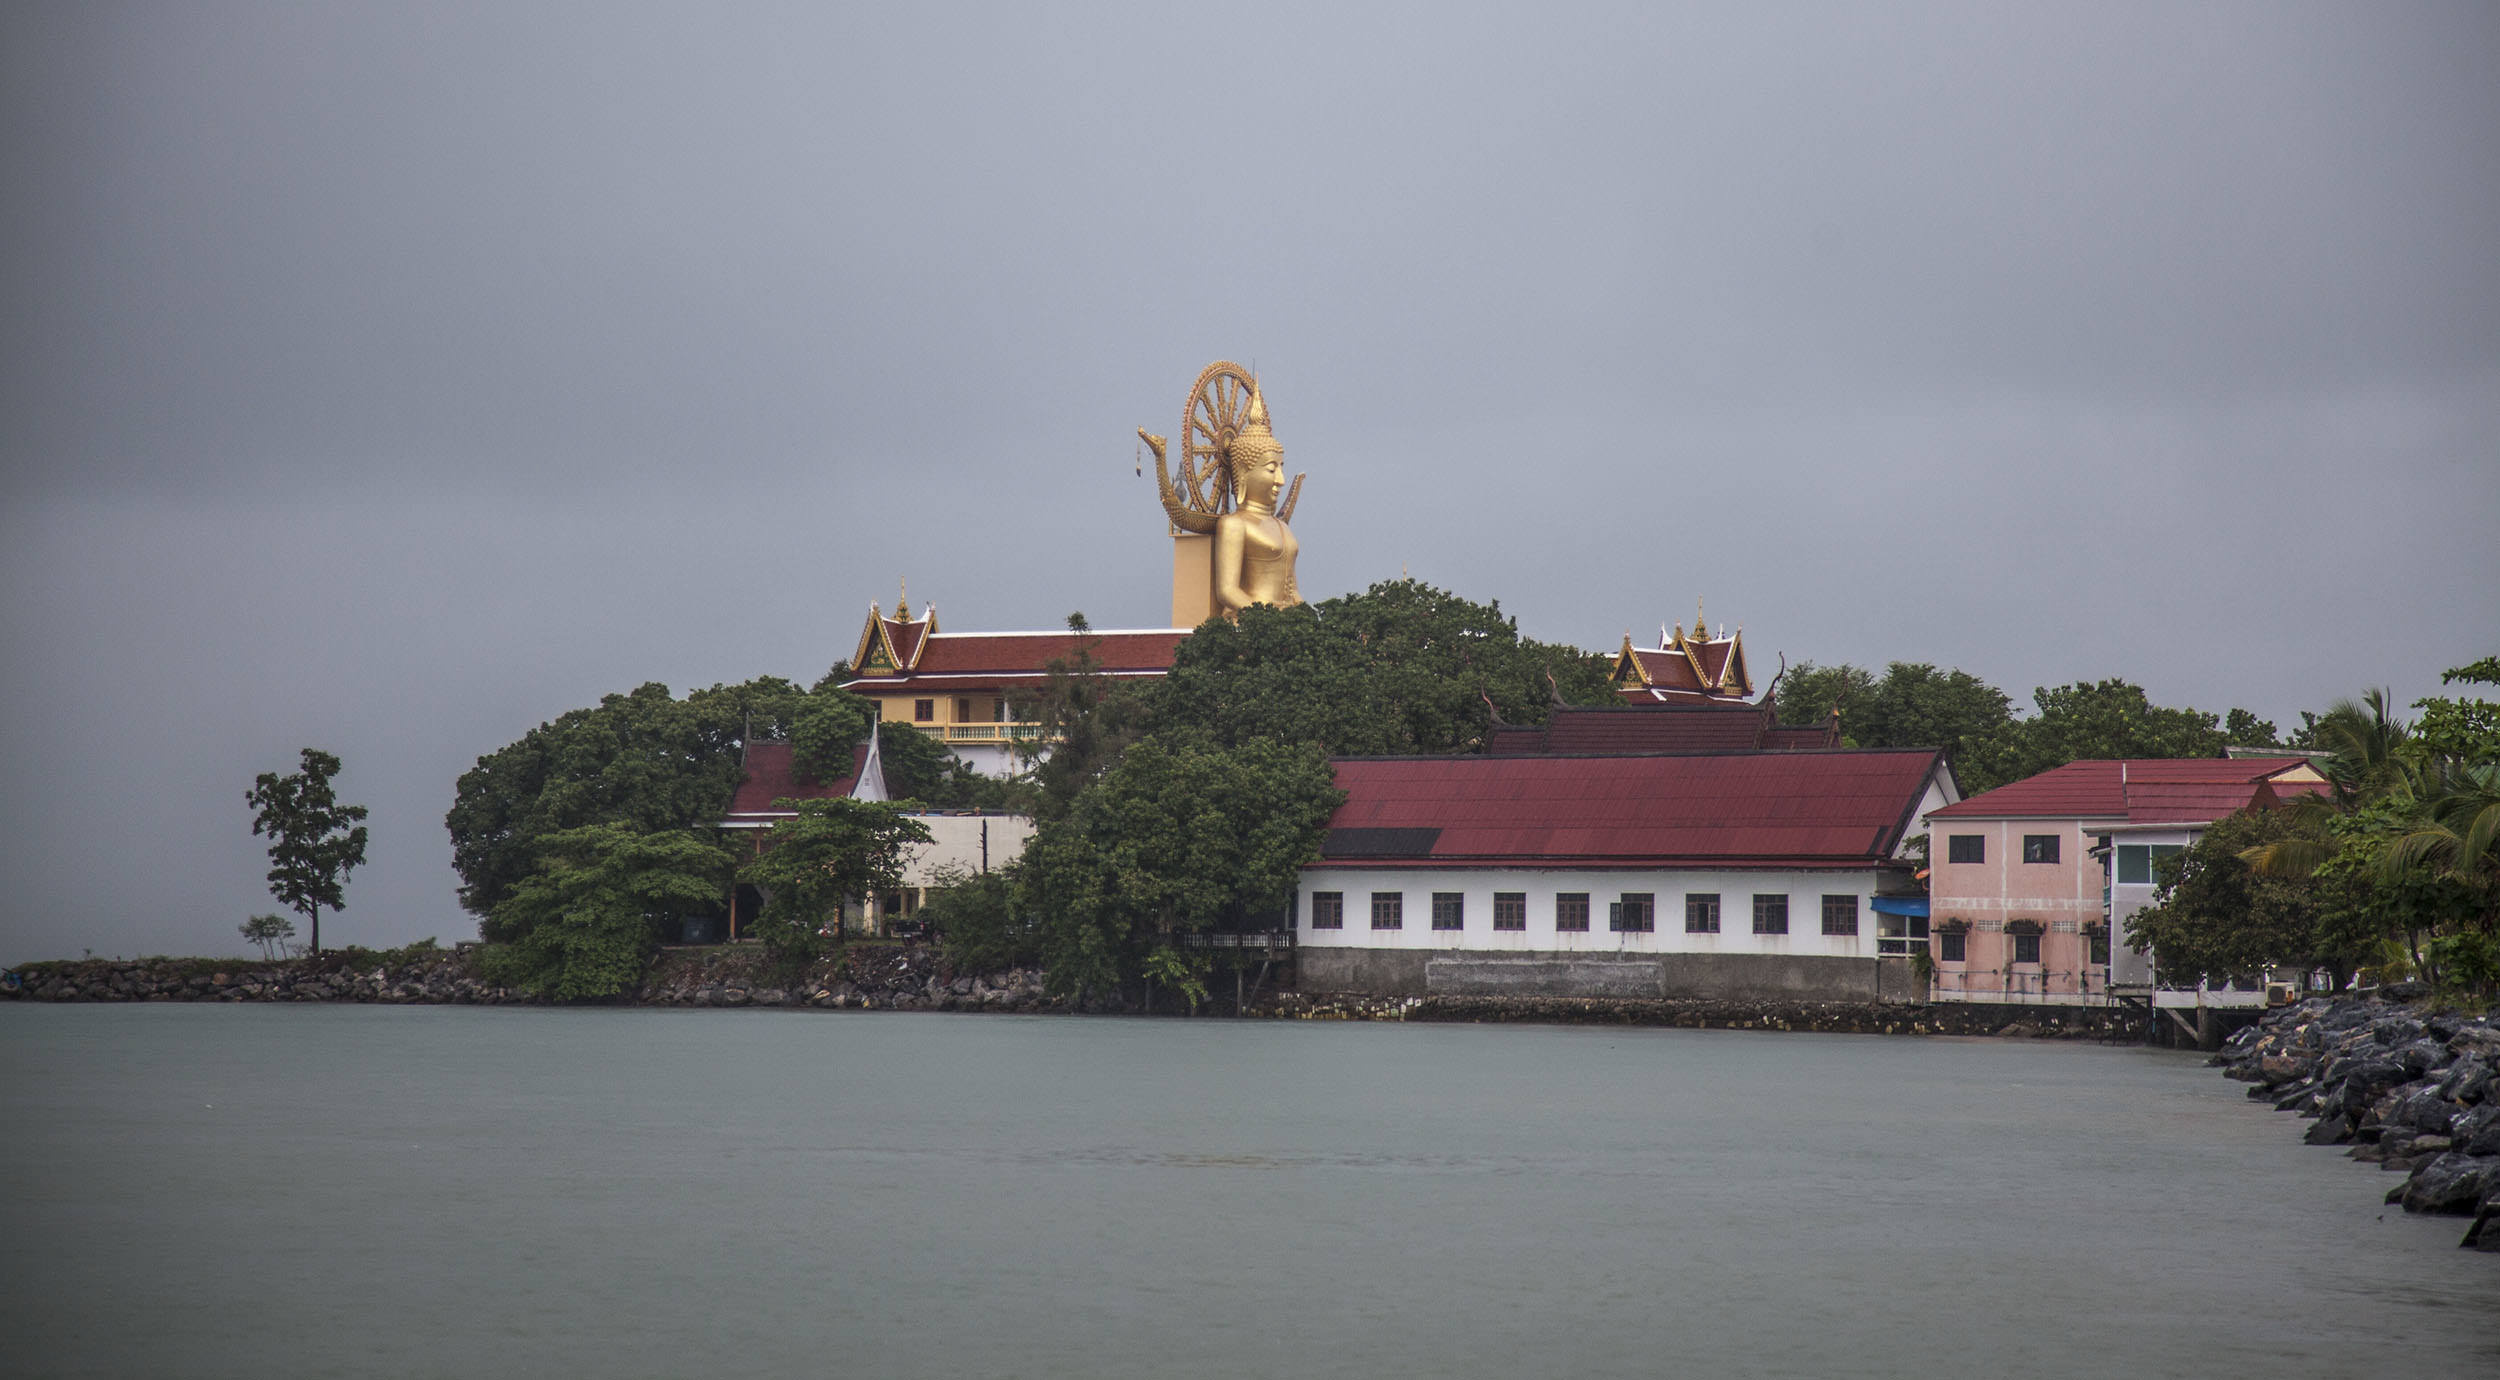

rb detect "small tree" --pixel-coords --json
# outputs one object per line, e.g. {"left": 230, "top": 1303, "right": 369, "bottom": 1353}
{"left": 245, "top": 748, "right": 369, "bottom": 956}
{"left": 240, "top": 913, "right": 297, "bottom": 961}
{"left": 485, "top": 824, "right": 735, "bottom": 1000}
{"left": 740, "top": 799, "right": 933, "bottom": 964}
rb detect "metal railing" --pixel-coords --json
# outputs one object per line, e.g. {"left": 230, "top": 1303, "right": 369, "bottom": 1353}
{"left": 927, "top": 724, "right": 1053, "bottom": 744}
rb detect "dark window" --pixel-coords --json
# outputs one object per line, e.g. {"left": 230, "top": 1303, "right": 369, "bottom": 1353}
{"left": 1309, "top": 892, "right": 1343, "bottom": 930}
{"left": 1370, "top": 892, "right": 1403, "bottom": 930}
{"left": 1877, "top": 912, "right": 1929, "bottom": 956}
{"left": 1431, "top": 893, "right": 1465, "bottom": 931}
{"left": 1821, "top": 895, "right": 1859, "bottom": 936}
{"left": 1613, "top": 893, "right": 1657, "bottom": 933}
{"left": 1682, "top": 893, "right": 1718, "bottom": 934}
{"left": 992, "top": 698, "right": 1008, "bottom": 723}
{"left": 1493, "top": 893, "right": 1526, "bottom": 931}
{"left": 1948, "top": 834, "right": 1985, "bottom": 864}
{"left": 2012, "top": 931, "right": 2041, "bottom": 964}
{"left": 954, "top": 697, "right": 973, "bottom": 722}
{"left": 1554, "top": 893, "right": 1590, "bottom": 932}
{"left": 913, "top": 698, "right": 935, "bottom": 722}
{"left": 1751, "top": 894, "right": 1789, "bottom": 935}
{"left": 1938, "top": 930, "right": 1966, "bottom": 963}
{"left": 2023, "top": 834, "right": 2060, "bottom": 864}
{"left": 2088, "top": 928, "right": 2110, "bottom": 965}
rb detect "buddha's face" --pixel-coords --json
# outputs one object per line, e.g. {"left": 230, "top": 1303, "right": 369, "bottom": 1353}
{"left": 1235, "top": 442, "right": 1284, "bottom": 509}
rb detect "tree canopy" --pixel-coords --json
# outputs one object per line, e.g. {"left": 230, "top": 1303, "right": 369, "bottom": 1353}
{"left": 1150, "top": 579, "right": 1615, "bottom": 758}
{"left": 739, "top": 799, "right": 932, "bottom": 964}
{"left": 446, "top": 676, "right": 825, "bottom": 917}
{"left": 483, "top": 824, "right": 737, "bottom": 1000}
{"left": 246, "top": 747, "right": 369, "bottom": 955}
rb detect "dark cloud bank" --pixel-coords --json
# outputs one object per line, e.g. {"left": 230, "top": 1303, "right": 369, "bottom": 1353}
{"left": 3, "top": 2, "right": 2494, "bottom": 962}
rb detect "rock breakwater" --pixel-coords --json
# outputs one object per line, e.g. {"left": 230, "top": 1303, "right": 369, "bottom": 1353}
{"left": 2214, "top": 995, "right": 2500, "bottom": 1251}
{"left": 1257, "top": 990, "right": 2145, "bottom": 1038}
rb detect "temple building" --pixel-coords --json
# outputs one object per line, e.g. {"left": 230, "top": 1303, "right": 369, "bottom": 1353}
{"left": 1609, "top": 612, "right": 1754, "bottom": 706}
{"left": 840, "top": 599, "right": 1190, "bottom": 776}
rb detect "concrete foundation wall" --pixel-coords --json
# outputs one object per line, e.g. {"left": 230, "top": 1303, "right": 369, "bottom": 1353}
{"left": 1303, "top": 947, "right": 1925, "bottom": 1005}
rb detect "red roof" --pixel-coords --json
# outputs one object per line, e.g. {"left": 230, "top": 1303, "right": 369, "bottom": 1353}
{"left": 725, "top": 740, "right": 867, "bottom": 817}
{"left": 1316, "top": 750, "right": 1946, "bottom": 870}
{"left": 885, "top": 619, "right": 928, "bottom": 669}
{"left": 1927, "top": 758, "right": 2326, "bottom": 823}
{"left": 846, "top": 629, "right": 1188, "bottom": 689}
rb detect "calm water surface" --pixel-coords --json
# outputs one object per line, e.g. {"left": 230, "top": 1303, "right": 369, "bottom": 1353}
{"left": 3, "top": 1005, "right": 2494, "bottom": 1378}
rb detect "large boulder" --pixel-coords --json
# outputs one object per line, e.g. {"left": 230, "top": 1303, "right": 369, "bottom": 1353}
{"left": 2393, "top": 1089, "right": 2465, "bottom": 1136}
{"left": 2399, "top": 1153, "right": 2500, "bottom": 1215}
{"left": 2304, "top": 1113, "right": 2354, "bottom": 1147}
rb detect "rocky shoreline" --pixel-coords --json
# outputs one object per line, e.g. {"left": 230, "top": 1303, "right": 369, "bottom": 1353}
{"left": 6, "top": 948, "right": 2157, "bottom": 1039}
{"left": 2213, "top": 995, "right": 2500, "bottom": 1252}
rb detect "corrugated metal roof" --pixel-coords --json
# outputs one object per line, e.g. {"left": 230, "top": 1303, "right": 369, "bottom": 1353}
{"left": 725, "top": 740, "right": 864, "bottom": 817}
{"left": 1927, "top": 757, "right": 2326, "bottom": 822}
{"left": 1317, "top": 750, "right": 1942, "bottom": 868}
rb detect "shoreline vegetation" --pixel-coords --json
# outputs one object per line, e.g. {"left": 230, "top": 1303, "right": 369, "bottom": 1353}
{"left": 2215, "top": 994, "right": 2500, "bottom": 1251}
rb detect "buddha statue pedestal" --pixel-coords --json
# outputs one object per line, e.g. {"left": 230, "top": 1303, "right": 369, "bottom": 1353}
{"left": 1171, "top": 534, "right": 1215, "bottom": 628}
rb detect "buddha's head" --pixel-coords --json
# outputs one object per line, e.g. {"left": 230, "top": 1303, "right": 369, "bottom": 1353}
{"left": 1227, "top": 386, "right": 1287, "bottom": 512}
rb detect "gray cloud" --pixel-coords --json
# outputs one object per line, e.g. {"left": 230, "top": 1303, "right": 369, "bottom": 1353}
{"left": 4, "top": 2, "right": 2495, "bottom": 962}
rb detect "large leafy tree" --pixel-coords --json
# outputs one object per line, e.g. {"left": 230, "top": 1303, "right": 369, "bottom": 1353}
{"left": 1016, "top": 734, "right": 1342, "bottom": 1000}
{"left": 1151, "top": 579, "right": 1613, "bottom": 759}
{"left": 1014, "top": 613, "right": 1152, "bottom": 818}
{"left": 1776, "top": 661, "right": 2019, "bottom": 791}
{"left": 1995, "top": 678, "right": 2231, "bottom": 783}
{"left": 446, "top": 676, "right": 815, "bottom": 919}
{"left": 245, "top": 748, "right": 369, "bottom": 956}
{"left": 2125, "top": 807, "right": 2325, "bottom": 986}
{"left": 739, "top": 799, "right": 932, "bottom": 964}
{"left": 484, "top": 825, "right": 737, "bottom": 1000}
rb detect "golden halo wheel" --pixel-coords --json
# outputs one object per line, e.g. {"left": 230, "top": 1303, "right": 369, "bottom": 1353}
{"left": 1180, "top": 360, "right": 1259, "bottom": 519}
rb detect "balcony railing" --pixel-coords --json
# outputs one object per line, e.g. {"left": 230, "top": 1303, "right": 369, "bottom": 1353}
{"left": 925, "top": 723, "right": 1053, "bottom": 744}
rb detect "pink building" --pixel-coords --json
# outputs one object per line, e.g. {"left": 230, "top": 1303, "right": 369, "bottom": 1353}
{"left": 1920, "top": 757, "right": 2326, "bottom": 1005}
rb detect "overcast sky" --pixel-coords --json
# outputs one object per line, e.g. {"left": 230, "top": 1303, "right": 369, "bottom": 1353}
{"left": 4, "top": 2, "right": 2494, "bottom": 964}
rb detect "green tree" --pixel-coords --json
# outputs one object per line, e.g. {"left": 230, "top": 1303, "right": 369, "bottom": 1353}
{"left": 739, "top": 799, "right": 932, "bottom": 964}
{"left": 245, "top": 748, "right": 369, "bottom": 956}
{"left": 789, "top": 687, "right": 876, "bottom": 785}
{"left": 1016, "top": 734, "right": 1342, "bottom": 1000}
{"left": 446, "top": 677, "right": 810, "bottom": 919}
{"left": 1775, "top": 661, "right": 2020, "bottom": 791}
{"left": 483, "top": 824, "right": 736, "bottom": 1000}
{"left": 1150, "top": 580, "right": 1613, "bottom": 760}
{"left": 922, "top": 864, "right": 1037, "bottom": 973}
{"left": 1773, "top": 662, "right": 1875, "bottom": 732}
{"left": 1014, "top": 612, "right": 1152, "bottom": 818}
{"left": 2411, "top": 654, "right": 2500, "bottom": 761}
{"left": 1995, "top": 679, "right": 2228, "bottom": 785}
{"left": 2223, "top": 707, "right": 2280, "bottom": 747}
{"left": 2124, "top": 807, "right": 2322, "bottom": 986}
{"left": 239, "top": 913, "right": 296, "bottom": 961}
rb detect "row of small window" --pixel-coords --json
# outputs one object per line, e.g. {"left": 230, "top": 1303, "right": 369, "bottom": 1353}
{"left": 1307, "top": 891, "right": 1864, "bottom": 936}
{"left": 1930, "top": 932, "right": 2111, "bottom": 965}
{"left": 1944, "top": 834, "right": 2063, "bottom": 864}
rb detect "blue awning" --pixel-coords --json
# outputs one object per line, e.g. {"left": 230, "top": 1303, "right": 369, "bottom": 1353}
{"left": 1870, "top": 895, "right": 1929, "bottom": 917}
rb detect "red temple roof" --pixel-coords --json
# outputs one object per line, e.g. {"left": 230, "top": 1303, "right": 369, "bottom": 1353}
{"left": 1315, "top": 750, "right": 1948, "bottom": 870}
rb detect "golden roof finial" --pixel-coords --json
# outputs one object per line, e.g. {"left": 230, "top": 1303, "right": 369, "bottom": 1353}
{"left": 1695, "top": 596, "right": 1706, "bottom": 640}
{"left": 896, "top": 577, "right": 909, "bottom": 621}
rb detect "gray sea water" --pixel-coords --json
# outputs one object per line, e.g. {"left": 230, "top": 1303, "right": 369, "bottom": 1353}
{"left": 1, "top": 1005, "right": 2493, "bottom": 1378}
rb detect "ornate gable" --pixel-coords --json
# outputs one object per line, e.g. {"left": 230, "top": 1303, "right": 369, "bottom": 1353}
{"left": 851, "top": 601, "right": 937, "bottom": 676}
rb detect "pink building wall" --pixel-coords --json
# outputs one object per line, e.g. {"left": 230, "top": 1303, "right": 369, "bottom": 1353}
{"left": 1925, "top": 818, "right": 2108, "bottom": 1002}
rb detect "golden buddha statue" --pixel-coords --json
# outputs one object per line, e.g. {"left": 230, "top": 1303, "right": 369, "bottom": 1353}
{"left": 1142, "top": 362, "right": 1305, "bottom": 624}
